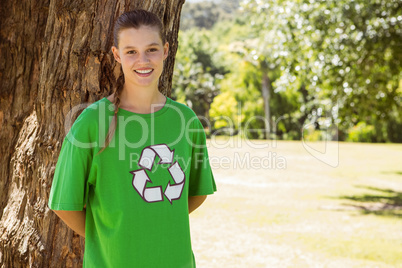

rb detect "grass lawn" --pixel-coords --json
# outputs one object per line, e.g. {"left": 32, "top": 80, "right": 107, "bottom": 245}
{"left": 190, "top": 139, "right": 402, "bottom": 268}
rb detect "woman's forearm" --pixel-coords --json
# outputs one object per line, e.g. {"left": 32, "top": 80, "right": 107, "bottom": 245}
{"left": 53, "top": 210, "right": 86, "bottom": 237}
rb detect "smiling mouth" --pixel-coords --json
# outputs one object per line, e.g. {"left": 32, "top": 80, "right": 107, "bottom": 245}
{"left": 135, "top": 69, "right": 153, "bottom": 74}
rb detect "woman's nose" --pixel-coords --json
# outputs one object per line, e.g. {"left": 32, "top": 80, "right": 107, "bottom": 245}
{"left": 138, "top": 53, "right": 150, "bottom": 63}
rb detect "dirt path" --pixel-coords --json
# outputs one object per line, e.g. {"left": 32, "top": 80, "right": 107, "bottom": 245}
{"left": 190, "top": 139, "right": 402, "bottom": 268}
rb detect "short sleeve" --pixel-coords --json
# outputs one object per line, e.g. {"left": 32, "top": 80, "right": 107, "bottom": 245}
{"left": 48, "top": 137, "right": 92, "bottom": 211}
{"left": 48, "top": 102, "right": 100, "bottom": 210}
{"left": 188, "top": 117, "right": 217, "bottom": 196}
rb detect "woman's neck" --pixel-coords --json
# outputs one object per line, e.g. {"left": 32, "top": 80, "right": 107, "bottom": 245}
{"left": 117, "top": 84, "right": 166, "bottom": 114}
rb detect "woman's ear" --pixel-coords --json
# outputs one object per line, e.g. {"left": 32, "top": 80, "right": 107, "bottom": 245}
{"left": 163, "top": 42, "right": 169, "bottom": 60}
{"left": 112, "top": 46, "right": 121, "bottom": 63}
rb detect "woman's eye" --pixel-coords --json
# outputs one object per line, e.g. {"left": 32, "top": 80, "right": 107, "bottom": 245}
{"left": 148, "top": 48, "right": 158, "bottom": 52}
{"left": 127, "top": 51, "right": 136, "bottom": 54}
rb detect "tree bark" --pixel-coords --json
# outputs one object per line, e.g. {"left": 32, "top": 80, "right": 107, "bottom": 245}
{"left": 0, "top": 0, "right": 184, "bottom": 267}
{"left": 260, "top": 63, "right": 271, "bottom": 139}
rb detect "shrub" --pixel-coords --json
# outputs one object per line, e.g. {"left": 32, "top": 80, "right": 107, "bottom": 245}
{"left": 347, "top": 122, "right": 376, "bottom": 143}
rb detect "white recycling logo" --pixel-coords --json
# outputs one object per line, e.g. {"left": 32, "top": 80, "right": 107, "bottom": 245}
{"left": 129, "top": 144, "right": 185, "bottom": 204}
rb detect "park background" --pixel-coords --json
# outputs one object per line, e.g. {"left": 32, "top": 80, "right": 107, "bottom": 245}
{"left": 0, "top": 0, "right": 401, "bottom": 267}
{"left": 174, "top": 0, "right": 402, "bottom": 144}
{"left": 178, "top": 1, "right": 402, "bottom": 267}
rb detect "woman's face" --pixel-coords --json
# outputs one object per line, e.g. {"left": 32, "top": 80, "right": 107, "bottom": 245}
{"left": 112, "top": 26, "right": 168, "bottom": 90}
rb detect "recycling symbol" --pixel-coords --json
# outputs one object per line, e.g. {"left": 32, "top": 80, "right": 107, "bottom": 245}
{"left": 129, "top": 144, "right": 185, "bottom": 204}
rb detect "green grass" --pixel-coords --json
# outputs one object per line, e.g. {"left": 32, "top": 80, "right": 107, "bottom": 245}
{"left": 192, "top": 140, "right": 402, "bottom": 267}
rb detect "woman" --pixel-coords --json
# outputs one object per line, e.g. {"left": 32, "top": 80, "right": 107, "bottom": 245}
{"left": 48, "top": 9, "right": 216, "bottom": 267}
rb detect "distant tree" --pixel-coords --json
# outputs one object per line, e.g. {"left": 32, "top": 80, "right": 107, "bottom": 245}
{"left": 173, "top": 29, "right": 226, "bottom": 124}
{"left": 242, "top": 0, "right": 402, "bottom": 142}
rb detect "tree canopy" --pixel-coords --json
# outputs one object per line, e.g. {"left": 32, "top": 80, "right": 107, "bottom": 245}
{"left": 174, "top": 0, "right": 402, "bottom": 142}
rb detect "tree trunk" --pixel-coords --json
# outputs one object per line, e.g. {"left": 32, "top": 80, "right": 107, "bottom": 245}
{"left": 261, "top": 65, "right": 271, "bottom": 139}
{"left": 0, "top": 0, "right": 184, "bottom": 267}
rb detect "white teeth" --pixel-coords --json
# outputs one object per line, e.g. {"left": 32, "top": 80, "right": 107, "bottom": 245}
{"left": 135, "top": 69, "right": 152, "bottom": 74}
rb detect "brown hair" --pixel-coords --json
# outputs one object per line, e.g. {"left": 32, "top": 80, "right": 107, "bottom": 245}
{"left": 99, "top": 9, "right": 165, "bottom": 154}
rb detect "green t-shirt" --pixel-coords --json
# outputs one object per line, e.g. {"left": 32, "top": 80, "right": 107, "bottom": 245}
{"left": 48, "top": 97, "right": 216, "bottom": 268}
